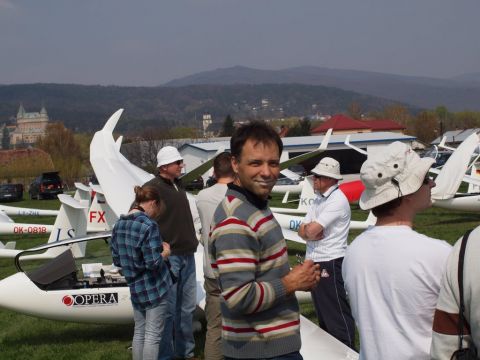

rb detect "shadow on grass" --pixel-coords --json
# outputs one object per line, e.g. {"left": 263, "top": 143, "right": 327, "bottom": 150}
{"left": 2, "top": 323, "right": 133, "bottom": 347}
{"left": 420, "top": 215, "right": 479, "bottom": 225}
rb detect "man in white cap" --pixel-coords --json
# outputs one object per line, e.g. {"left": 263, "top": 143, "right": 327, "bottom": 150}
{"left": 342, "top": 142, "right": 452, "bottom": 360}
{"left": 144, "top": 145, "right": 199, "bottom": 360}
{"left": 298, "top": 157, "right": 355, "bottom": 349}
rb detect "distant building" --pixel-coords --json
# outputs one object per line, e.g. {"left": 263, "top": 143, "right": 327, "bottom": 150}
{"left": 202, "top": 113, "right": 213, "bottom": 137}
{"left": 431, "top": 128, "right": 480, "bottom": 146}
{"left": 311, "top": 114, "right": 405, "bottom": 135}
{"left": 10, "top": 104, "right": 49, "bottom": 148}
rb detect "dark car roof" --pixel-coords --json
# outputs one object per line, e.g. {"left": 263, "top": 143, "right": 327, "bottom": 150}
{"left": 0, "top": 183, "right": 21, "bottom": 189}
{"left": 42, "top": 171, "right": 60, "bottom": 177}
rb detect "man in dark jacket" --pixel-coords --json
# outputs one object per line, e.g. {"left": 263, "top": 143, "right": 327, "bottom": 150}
{"left": 144, "top": 145, "right": 199, "bottom": 360}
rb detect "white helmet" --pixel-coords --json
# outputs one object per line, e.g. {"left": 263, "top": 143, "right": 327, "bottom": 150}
{"left": 156, "top": 146, "right": 183, "bottom": 167}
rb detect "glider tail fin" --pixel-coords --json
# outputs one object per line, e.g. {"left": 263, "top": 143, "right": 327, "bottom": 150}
{"left": 42, "top": 194, "right": 88, "bottom": 258}
{"left": 297, "top": 176, "right": 315, "bottom": 213}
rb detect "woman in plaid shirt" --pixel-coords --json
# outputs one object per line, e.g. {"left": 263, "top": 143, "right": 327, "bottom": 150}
{"left": 111, "top": 185, "right": 173, "bottom": 360}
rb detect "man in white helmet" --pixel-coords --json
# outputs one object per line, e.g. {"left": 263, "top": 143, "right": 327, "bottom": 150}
{"left": 298, "top": 157, "right": 355, "bottom": 349}
{"left": 342, "top": 142, "right": 452, "bottom": 360}
{"left": 144, "top": 146, "right": 199, "bottom": 360}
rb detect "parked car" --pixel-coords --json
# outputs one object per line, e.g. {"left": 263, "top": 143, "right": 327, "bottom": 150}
{"left": 184, "top": 176, "right": 204, "bottom": 191}
{"left": 0, "top": 183, "right": 24, "bottom": 202}
{"left": 29, "top": 172, "right": 64, "bottom": 200}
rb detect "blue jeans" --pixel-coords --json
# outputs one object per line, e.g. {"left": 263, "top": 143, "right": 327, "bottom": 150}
{"left": 225, "top": 351, "right": 303, "bottom": 360}
{"left": 132, "top": 291, "right": 170, "bottom": 360}
{"left": 159, "top": 254, "right": 196, "bottom": 359}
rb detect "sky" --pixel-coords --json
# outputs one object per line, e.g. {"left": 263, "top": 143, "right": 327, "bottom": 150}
{"left": 1, "top": 0, "right": 479, "bottom": 86}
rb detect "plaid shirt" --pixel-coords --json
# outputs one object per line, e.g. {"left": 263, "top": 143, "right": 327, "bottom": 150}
{"left": 111, "top": 211, "right": 172, "bottom": 310}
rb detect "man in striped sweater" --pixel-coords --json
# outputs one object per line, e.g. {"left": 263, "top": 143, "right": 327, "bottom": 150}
{"left": 209, "top": 121, "right": 321, "bottom": 360}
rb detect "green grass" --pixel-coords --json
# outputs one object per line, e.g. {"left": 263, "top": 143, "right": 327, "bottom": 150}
{"left": 0, "top": 196, "right": 478, "bottom": 359}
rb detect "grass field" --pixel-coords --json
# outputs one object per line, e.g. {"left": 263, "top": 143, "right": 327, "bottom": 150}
{"left": 0, "top": 195, "right": 478, "bottom": 359}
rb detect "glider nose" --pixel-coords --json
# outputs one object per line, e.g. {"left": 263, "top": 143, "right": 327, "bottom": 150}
{"left": 0, "top": 273, "right": 34, "bottom": 312}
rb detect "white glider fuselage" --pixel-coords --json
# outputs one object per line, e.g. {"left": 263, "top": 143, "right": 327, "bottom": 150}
{"left": 0, "top": 272, "right": 133, "bottom": 324}
{"left": 0, "top": 205, "right": 59, "bottom": 217}
{"left": 432, "top": 194, "right": 480, "bottom": 212}
{"left": 0, "top": 222, "right": 53, "bottom": 236}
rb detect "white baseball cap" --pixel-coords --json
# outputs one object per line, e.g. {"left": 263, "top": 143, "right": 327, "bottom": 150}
{"left": 311, "top": 157, "right": 343, "bottom": 180}
{"left": 359, "top": 141, "right": 434, "bottom": 210}
{"left": 156, "top": 146, "right": 183, "bottom": 167}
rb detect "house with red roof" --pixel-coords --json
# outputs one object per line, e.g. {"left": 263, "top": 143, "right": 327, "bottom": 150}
{"left": 363, "top": 119, "right": 406, "bottom": 132}
{"left": 311, "top": 114, "right": 405, "bottom": 135}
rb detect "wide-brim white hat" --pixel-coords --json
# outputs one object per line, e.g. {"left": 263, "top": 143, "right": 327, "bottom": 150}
{"left": 359, "top": 142, "right": 434, "bottom": 210}
{"left": 311, "top": 157, "right": 343, "bottom": 180}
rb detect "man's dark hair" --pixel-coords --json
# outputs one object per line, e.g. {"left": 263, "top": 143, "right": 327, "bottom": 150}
{"left": 213, "top": 152, "right": 234, "bottom": 178}
{"left": 230, "top": 121, "right": 283, "bottom": 159}
{"left": 371, "top": 197, "right": 403, "bottom": 217}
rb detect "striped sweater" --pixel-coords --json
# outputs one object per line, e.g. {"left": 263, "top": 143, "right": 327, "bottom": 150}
{"left": 209, "top": 184, "right": 301, "bottom": 359}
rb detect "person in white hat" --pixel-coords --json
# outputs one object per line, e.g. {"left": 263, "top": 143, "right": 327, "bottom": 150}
{"left": 342, "top": 141, "right": 452, "bottom": 360}
{"left": 143, "top": 145, "right": 199, "bottom": 360}
{"left": 298, "top": 157, "right": 356, "bottom": 349}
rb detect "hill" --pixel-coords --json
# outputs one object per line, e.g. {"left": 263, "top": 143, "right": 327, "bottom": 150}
{"left": 165, "top": 65, "right": 480, "bottom": 111}
{"left": 0, "top": 83, "right": 406, "bottom": 133}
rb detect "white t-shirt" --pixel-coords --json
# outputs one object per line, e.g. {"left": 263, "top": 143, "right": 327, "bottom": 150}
{"left": 431, "top": 226, "right": 480, "bottom": 359}
{"left": 343, "top": 225, "right": 452, "bottom": 360}
{"left": 303, "top": 185, "right": 350, "bottom": 262}
{"left": 196, "top": 183, "right": 228, "bottom": 279}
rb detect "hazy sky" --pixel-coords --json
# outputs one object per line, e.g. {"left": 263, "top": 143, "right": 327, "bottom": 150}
{"left": 1, "top": 0, "right": 479, "bottom": 86}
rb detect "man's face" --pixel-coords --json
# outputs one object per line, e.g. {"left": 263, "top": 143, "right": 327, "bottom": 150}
{"left": 408, "top": 173, "right": 436, "bottom": 212}
{"left": 232, "top": 139, "right": 280, "bottom": 200}
{"left": 160, "top": 160, "right": 184, "bottom": 180}
{"left": 313, "top": 175, "right": 336, "bottom": 194}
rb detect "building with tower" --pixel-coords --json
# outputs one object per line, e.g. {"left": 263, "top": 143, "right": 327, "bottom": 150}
{"left": 10, "top": 104, "right": 50, "bottom": 148}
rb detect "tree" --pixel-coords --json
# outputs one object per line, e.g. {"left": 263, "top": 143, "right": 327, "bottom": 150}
{"left": 413, "top": 111, "right": 438, "bottom": 143}
{"left": 435, "top": 106, "right": 448, "bottom": 136}
{"left": 1, "top": 127, "right": 10, "bottom": 149}
{"left": 74, "top": 133, "right": 93, "bottom": 175}
{"left": 368, "top": 104, "right": 415, "bottom": 135}
{"left": 221, "top": 115, "right": 235, "bottom": 136}
{"left": 286, "top": 117, "right": 312, "bottom": 137}
{"left": 0, "top": 148, "right": 54, "bottom": 184}
{"left": 347, "top": 102, "right": 362, "bottom": 120}
{"left": 452, "top": 111, "right": 480, "bottom": 130}
{"left": 36, "top": 122, "right": 85, "bottom": 186}
{"left": 169, "top": 126, "right": 198, "bottom": 139}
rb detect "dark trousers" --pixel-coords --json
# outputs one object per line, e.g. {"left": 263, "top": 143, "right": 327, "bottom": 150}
{"left": 311, "top": 257, "right": 356, "bottom": 350}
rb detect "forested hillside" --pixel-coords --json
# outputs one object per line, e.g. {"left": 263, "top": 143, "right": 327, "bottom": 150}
{"left": 0, "top": 83, "right": 408, "bottom": 133}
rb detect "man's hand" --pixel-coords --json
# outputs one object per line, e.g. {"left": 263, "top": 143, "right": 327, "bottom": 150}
{"left": 282, "top": 260, "right": 321, "bottom": 295}
{"left": 161, "top": 242, "right": 171, "bottom": 259}
{"left": 299, "top": 222, "right": 324, "bottom": 240}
